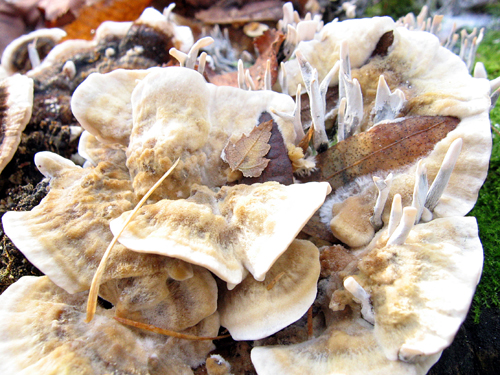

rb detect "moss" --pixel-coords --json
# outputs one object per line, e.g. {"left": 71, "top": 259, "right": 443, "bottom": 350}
{"left": 469, "top": 30, "right": 500, "bottom": 323}
{"left": 364, "top": 0, "right": 420, "bottom": 19}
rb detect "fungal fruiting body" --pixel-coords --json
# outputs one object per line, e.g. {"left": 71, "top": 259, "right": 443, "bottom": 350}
{"left": 0, "top": 3, "right": 494, "bottom": 375}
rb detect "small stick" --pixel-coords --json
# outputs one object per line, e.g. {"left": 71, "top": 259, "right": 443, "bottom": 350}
{"left": 266, "top": 271, "right": 286, "bottom": 290}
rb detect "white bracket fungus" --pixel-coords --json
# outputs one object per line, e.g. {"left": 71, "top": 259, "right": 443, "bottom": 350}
{"left": 110, "top": 182, "right": 331, "bottom": 287}
{"left": 0, "top": 276, "right": 219, "bottom": 374}
{"left": 0, "top": 74, "right": 34, "bottom": 175}
{"left": 0, "top": 28, "right": 67, "bottom": 75}
{"left": 219, "top": 239, "right": 320, "bottom": 340}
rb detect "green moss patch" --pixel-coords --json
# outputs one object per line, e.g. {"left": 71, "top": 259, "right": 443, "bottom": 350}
{"left": 470, "top": 29, "right": 500, "bottom": 322}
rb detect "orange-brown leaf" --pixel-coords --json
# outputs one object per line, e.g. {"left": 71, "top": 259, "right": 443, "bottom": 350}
{"left": 61, "top": 0, "right": 152, "bottom": 40}
{"left": 222, "top": 119, "right": 273, "bottom": 177}
{"left": 301, "top": 116, "right": 460, "bottom": 190}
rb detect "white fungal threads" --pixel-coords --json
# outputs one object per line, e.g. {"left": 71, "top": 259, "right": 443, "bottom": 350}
{"left": 387, "top": 194, "right": 402, "bottom": 237}
{"left": 237, "top": 59, "right": 256, "bottom": 90}
{"left": 62, "top": 60, "right": 76, "bottom": 80}
{"left": 272, "top": 83, "right": 305, "bottom": 144}
{"left": 370, "top": 173, "right": 393, "bottom": 230}
{"left": 264, "top": 60, "right": 272, "bottom": 91}
{"left": 27, "top": 40, "right": 41, "bottom": 69}
{"left": 344, "top": 277, "right": 374, "bottom": 325}
{"left": 278, "top": 2, "right": 323, "bottom": 59}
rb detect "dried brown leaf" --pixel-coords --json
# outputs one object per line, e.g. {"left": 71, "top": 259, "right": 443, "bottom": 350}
{"left": 300, "top": 116, "right": 460, "bottom": 190}
{"left": 240, "top": 113, "right": 294, "bottom": 185}
{"left": 298, "top": 125, "right": 314, "bottom": 154}
{"left": 195, "top": 0, "right": 283, "bottom": 24}
{"left": 222, "top": 119, "right": 273, "bottom": 178}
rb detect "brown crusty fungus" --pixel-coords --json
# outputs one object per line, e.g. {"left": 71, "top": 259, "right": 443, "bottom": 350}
{"left": 218, "top": 239, "right": 320, "bottom": 340}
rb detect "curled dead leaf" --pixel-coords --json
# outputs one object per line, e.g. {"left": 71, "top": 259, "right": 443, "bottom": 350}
{"left": 222, "top": 119, "right": 272, "bottom": 178}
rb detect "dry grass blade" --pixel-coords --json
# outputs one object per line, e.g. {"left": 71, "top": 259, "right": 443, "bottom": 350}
{"left": 85, "top": 158, "right": 180, "bottom": 323}
{"left": 114, "top": 316, "right": 231, "bottom": 341}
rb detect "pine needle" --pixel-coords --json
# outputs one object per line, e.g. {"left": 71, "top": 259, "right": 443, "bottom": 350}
{"left": 85, "top": 159, "right": 180, "bottom": 323}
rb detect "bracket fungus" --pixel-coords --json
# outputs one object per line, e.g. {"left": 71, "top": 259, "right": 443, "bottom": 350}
{"left": 0, "top": 2, "right": 495, "bottom": 374}
{"left": 0, "top": 74, "right": 34, "bottom": 175}
{"left": 216, "top": 239, "right": 320, "bottom": 340}
{"left": 110, "top": 181, "right": 330, "bottom": 286}
{"left": 0, "top": 276, "right": 219, "bottom": 374}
